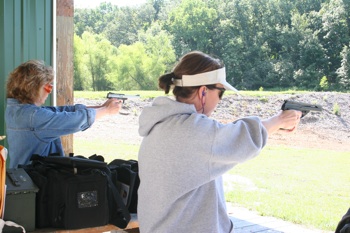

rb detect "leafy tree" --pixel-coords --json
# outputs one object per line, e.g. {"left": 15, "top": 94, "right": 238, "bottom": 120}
{"left": 112, "top": 43, "right": 155, "bottom": 90}
{"left": 110, "top": 23, "right": 176, "bottom": 90}
{"left": 267, "top": 60, "right": 295, "bottom": 88}
{"left": 74, "top": 2, "right": 118, "bottom": 36}
{"left": 337, "top": 45, "right": 350, "bottom": 90}
{"left": 138, "top": 22, "right": 176, "bottom": 78}
{"left": 155, "top": 0, "right": 181, "bottom": 22}
{"left": 103, "top": 5, "right": 155, "bottom": 48}
{"left": 295, "top": 32, "right": 328, "bottom": 89}
{"left": 214, "top": 0, "right": 260, "bottom": 89}
{"left": 79, "top": 32, "right": 117, "bottom": 91}
{"left": 318, "top": 0, "right": 350, "bottom": 85}
{"left": 73, "top": 34, "right": 85, "bottom": 90}
{"left": 319, "top": 76, "right": 329, "bottom": 91}
{"left": 293, "top": 0, "right": 323, "bottom": 14}
{"left": 215, "top": 0, "right": 286, "bottom": 89}
{"left": 147, "top": 0, "right": 165, "bottom": 21}
{"left": 166, "top": 0, "right": 219, "bottom": 56}
{"left": 73, "top": 0, "right": 350, "bottom": 91}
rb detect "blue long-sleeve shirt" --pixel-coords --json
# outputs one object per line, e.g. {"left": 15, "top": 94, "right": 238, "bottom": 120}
{"left": 5, "top": 98, "right": 96, "bottom": 168}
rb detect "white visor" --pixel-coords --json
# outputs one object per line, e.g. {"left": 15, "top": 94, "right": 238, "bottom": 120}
{"left": 173, "top": 67, "right": 238, "bottom": 92}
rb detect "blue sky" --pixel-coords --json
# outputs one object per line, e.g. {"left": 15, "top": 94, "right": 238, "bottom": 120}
{"left": 74, "top": 0, "right": 147, "bottom": 8}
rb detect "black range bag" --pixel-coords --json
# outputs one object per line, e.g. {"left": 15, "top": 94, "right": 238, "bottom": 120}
{"left": 22, "top": 154, "right": 131, "bottom": 230}
{"left": 108, "top": 159, "right": 139, "bottom": 213}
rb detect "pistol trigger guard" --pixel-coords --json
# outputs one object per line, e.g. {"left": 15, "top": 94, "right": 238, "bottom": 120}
{"left": 301, "top": 110, "right": 309, "bottom": 118}
{"left": 281, "top": 100, "right": 287, "bottom": 111}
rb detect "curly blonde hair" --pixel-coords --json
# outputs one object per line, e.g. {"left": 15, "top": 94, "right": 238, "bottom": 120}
{"left": 6, "top": 60, "right": 54, "bottom": 104}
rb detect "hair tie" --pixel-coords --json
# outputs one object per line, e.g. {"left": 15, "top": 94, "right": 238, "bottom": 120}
{"left": 166, "top": 72, "right": 177, "bottom": 83}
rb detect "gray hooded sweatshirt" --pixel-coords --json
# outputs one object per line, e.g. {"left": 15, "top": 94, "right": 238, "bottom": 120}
{"left": 138, "top": 96, "right": 268, "bottom": 233}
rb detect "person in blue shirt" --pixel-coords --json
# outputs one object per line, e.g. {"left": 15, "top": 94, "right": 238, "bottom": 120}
{"left": 5, "top": 60, "right": 123, "bottom": 168}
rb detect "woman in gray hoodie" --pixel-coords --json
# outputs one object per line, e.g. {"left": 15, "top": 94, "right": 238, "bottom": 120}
{"left": 137, "top": 51, "right": 301, "bottom": 233}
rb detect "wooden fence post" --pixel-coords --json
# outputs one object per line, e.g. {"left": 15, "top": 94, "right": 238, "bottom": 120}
{"left": 56, "top": 0, "right": 74, "bottom": 155}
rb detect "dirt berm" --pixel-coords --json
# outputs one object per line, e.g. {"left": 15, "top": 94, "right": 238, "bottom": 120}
{"left": 75, "top": 92, "right": 350, "bottom": 152}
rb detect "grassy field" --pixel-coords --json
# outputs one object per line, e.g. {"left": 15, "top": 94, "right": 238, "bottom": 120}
{"left": 224, "top": 146, "right": 349, "bottom": 231}
{"left": 74, "top": 139, "right": 139, "bottom": 161}
{"left": 74, "top": 90, "right": 349, "bottom": 231}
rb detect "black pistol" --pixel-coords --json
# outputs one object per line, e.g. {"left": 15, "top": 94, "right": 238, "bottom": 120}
{"left": 281, "top": 100, "right": 323, "bottom": 118}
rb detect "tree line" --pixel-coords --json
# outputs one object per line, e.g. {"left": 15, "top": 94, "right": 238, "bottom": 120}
{"left": 74, "top": 0, "right": 350, "bottom": 91}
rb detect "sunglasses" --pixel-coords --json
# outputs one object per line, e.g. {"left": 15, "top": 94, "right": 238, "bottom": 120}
{"left": 212, "top": 86, "right": 226, "bottom": 99}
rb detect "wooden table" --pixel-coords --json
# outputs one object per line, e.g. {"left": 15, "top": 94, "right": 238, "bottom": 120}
{"left": 31, "top": 214, "right": 139, "bottom": 233}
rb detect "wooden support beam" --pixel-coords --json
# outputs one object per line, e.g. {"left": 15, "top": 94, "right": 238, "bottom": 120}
{"left": 56, "top": 0, "right": 74, "bottom": 155}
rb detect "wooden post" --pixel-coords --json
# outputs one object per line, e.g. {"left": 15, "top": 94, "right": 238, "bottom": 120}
{"left": 56, "top": 0, "right": 74, "bottom": 155}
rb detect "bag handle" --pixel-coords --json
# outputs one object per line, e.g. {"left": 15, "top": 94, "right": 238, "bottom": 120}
{"left": 109, "top": 159, "right": 138, "bottom": 171}
{"left": 31, "top": 154, "right": 107, "bottom": 169}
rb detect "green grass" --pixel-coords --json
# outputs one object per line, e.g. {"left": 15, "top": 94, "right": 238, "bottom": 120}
{"left": 73, "top": 138, "right": 139, "bottom": 162}
{"left": 225, "top": 146, "right": 350, "bottom": 231}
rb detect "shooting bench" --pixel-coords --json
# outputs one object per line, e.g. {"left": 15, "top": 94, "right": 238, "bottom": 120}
{"left": 32, "top": 214, "right": 139, "bottom": 233}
